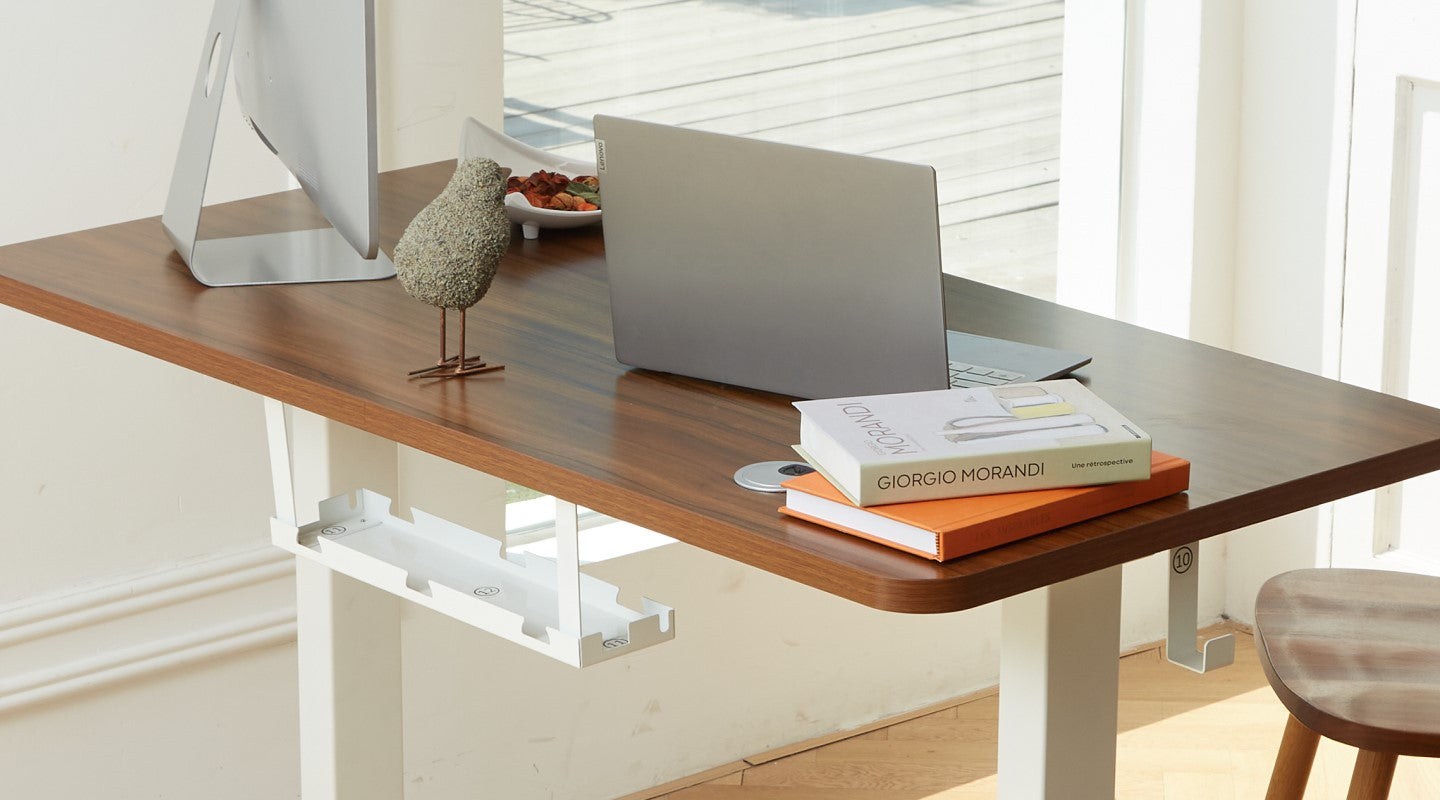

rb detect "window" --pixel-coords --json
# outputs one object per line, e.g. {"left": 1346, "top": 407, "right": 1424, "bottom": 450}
{"left": 503, "top": 0, "right": 1065, "bottom": 299}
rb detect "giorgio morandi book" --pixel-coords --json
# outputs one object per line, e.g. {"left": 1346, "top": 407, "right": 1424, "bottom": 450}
{"left": 793, "top": 379, "right": 1152, "bottom": 506}
{"left": 780, "top": 451, "right": 1189, "bottom": 561}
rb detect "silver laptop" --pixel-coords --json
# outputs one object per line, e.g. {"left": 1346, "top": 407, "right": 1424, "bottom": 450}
{"left": 593, "top": 115, "right": 1090, "bottom": 399}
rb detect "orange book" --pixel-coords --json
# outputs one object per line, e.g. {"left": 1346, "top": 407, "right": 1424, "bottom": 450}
{"left": 780, "top": 451, "right": 1190, "bottom": 561}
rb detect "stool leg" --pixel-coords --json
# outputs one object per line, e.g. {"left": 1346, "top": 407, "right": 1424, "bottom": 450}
{"left": 1266, "top": 714, "right": 1321, "bottom": 800}
{"left": 1345, "top": 750, "right": 1397, "bottom": 800}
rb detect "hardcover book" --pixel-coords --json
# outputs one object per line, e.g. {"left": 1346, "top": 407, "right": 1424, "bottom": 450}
{"left": 793, "top": 379, "right": 1152, "bottom": 506}
{"left": 780, "top": 451, "right": 1190, "bottom": 561}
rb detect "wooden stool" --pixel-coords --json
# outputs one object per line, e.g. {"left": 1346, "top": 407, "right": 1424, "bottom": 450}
{"left": 1254, "top": 568, "right": 1440, "bottom": 799}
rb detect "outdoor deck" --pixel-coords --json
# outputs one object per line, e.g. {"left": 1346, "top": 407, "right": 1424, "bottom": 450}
{"left": 502, "top": 0, "right": 1063, "bottom": 298}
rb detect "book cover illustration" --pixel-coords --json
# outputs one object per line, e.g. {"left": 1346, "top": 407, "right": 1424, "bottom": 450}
{"left": 794, "top": 379, "right": 1152, "bottom": 505}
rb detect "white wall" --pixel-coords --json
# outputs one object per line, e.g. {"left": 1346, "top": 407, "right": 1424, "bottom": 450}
{"left": 1223, "top": 1, "right": 1355, "bottom": 617}
{"left": 0, "top": 3, "right": 299, "bottom": 796}
{"left": 1106, "top": 0, "right": 1359, "bottom": 626}
{"left": 0, "top": 3, "right": 1234, "bottom": 798}
{"left": 0, "top": 2, "right": 500, "bottom": 797}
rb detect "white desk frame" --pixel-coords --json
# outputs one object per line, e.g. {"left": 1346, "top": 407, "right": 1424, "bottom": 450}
{"left": 263, "top": 399, "right": 684, "bottom": 799}
{"left": 263, "top": 395, "right": 1216, "bottom": 800}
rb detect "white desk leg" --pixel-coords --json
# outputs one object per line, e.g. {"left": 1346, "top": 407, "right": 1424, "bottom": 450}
{"left": 296, "top": 557, "right": 404, "bottom": 800}
{"left": 997, "top": 564, "right": 1122, "bottom": 800}
{"left": 266, "top": 398, "right": 406, "bottom": 798}
{"left": 267, "top": 397, "right": 406, "bottom": 794}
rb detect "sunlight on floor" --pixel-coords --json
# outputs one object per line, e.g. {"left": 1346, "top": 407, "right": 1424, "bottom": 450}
{"left": 652, "top": 632, "right": 1440, "bottom": 799}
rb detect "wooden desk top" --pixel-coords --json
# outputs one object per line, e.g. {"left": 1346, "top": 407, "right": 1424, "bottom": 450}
{"left": 6, "top": 161, "right": 1440, "bottom": 613}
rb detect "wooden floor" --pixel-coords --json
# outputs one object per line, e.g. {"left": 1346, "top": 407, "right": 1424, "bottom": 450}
{"left": 629, "top": 630, "right": 1440, "bottom": 799}
{"left": 502, "top": 0, "right": 1062, "bottom": 299}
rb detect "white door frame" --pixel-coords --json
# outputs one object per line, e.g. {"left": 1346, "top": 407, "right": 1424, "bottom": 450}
{"left": 1332, "top": 0, "right": 1440, "bottom": 575}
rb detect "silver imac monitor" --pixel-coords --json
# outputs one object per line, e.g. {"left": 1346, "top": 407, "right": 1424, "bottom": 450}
{"left": 162, "top": 0, "right": 394, "bottom": 287}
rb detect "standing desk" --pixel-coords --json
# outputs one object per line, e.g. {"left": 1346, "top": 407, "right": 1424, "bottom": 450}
{"left": 6, "top": 160, "right": 1440, "bottom": 799}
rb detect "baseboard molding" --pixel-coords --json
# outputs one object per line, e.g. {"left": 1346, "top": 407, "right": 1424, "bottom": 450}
{"left": 742, "top": 686, "right": 1001, "bottom": 767}
{"left": 612, "top": 761, "right": 749, "bottom": 800}
{"left": 0, "top": 546, "right": 296, "bottom": 713}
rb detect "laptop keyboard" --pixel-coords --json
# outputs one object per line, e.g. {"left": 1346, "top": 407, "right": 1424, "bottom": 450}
{"left": 948, "top": 361, "right": 1025, "bottom": 388}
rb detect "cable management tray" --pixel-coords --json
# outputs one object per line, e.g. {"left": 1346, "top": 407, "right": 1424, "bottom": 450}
{"left": 271, "top": 489, "right": 674, "bottom": 667}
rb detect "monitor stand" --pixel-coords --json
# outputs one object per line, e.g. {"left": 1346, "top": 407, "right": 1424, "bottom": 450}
{"left": 161, "top": 0, "right": 394, "bottom": 287}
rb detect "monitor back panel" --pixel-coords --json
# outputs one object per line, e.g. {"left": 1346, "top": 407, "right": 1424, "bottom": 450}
{"left": 234, "top": 0, "right": 379, "bottom": 258}
{"left": 594, "top": 115, "right": 950, "bottom": 400}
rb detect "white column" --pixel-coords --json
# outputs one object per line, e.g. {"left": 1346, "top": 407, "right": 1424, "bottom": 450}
{"left": 554, "top": 498, "right": 583, "bottom": 638}
{"left": 265, "top": 398, "right": 406, "bottom": 798}
{"left": 997, "top": 564, "right": 1122, "bottom": 799}
{"left": 1055, "top": 0, "right": 1127, "bottom": 315}
{"left": 295, "top": 559, "right": 404, "bottom": 800}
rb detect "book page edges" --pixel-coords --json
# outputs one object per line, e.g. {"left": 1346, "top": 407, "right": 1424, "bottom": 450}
{"left": 792, "top": 444, "right": 863, "bottom": 505}
{"left": 780, "top": 452, "right": 1191, "bottom": 561}
{"left": 779, "top": 506, "right": 942, "bottom": 560}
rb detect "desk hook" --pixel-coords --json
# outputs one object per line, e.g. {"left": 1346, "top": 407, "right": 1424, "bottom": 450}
{"left": 1166, "top": 542, "right": 1235, "bottom": 673}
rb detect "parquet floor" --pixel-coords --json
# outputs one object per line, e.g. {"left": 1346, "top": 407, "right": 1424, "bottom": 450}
{"left": 503, "top": 0, "right": 1063, "bottom": 299}
{"left": 634, "top": 630, "right": 1440, "bottom": 799}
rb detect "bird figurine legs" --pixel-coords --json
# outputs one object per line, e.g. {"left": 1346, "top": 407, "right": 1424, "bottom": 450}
{"left": 408, "top": 307, "right": 504, "bottom": 379}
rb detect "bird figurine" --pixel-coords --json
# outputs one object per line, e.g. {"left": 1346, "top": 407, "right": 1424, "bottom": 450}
{"left": 393, "top": 156, "right": 511, "bottom": 379}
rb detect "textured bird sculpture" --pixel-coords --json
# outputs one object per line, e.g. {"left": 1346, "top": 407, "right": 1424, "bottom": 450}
{"left": 393, "top": 156, "right": 511, "bottom": 378}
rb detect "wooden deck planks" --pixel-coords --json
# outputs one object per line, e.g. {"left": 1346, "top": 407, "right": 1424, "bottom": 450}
{"left": 503, "top": 0, "right": 1063, "bottom": 298}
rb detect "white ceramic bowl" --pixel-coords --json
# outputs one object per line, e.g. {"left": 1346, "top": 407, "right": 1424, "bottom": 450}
{"left": 459, "top": 117, "right": 601, "bottom": 240}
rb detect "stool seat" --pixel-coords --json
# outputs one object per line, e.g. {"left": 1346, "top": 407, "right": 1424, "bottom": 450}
{"left": 1255, "top": 568, "right": 1440, "bottom": 758}
{"left": 1255, "top": 568, "right": 1440, "bottom": 799}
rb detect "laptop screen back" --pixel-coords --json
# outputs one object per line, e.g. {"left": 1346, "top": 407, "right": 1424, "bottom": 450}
{"left": 594, "top": 115, "right": 951, "bottom": 399}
